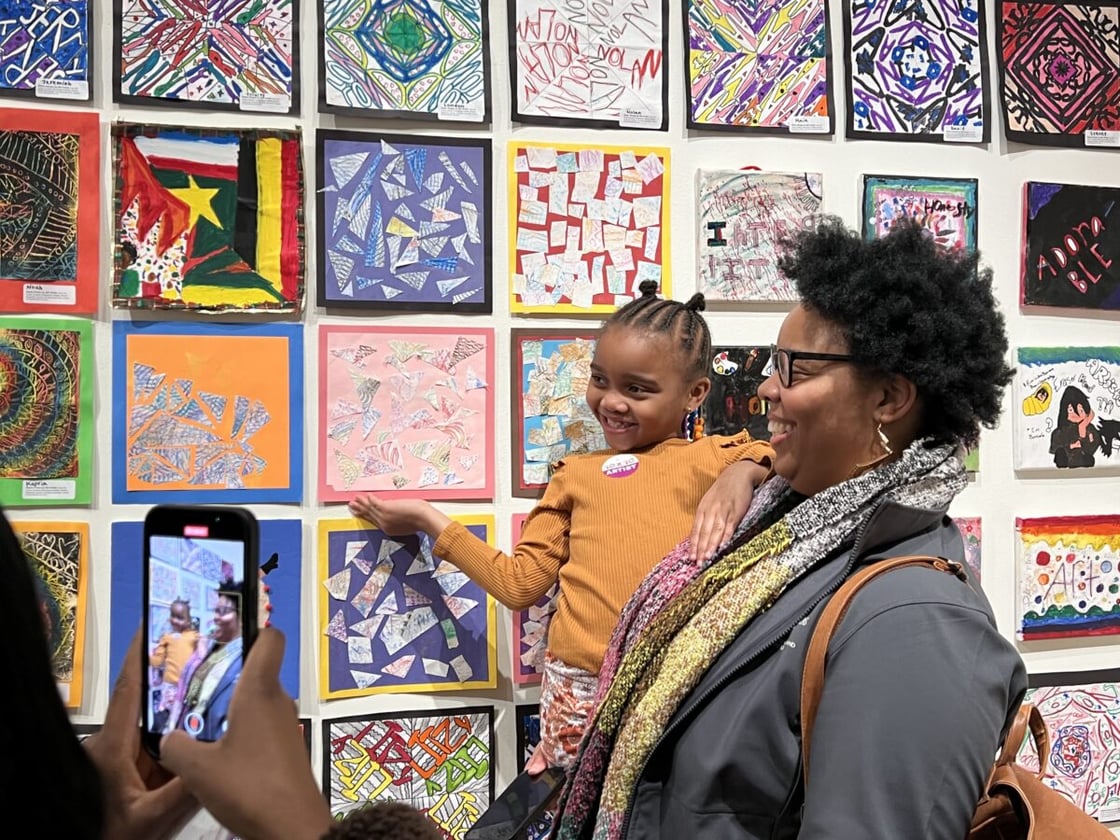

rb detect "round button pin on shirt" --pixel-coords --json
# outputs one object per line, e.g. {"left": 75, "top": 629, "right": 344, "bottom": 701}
{"left": 602, "top": 453, "right": 639, "bottom": 478}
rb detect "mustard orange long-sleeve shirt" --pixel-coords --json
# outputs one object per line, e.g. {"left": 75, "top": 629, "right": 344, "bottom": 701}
{"left": 432, "top": 433, "right": 773, "bottom": 673}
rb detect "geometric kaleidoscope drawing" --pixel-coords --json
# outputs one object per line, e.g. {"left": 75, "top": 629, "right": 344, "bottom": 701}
{"left": 0, "top": 0, "right": 90, "bottom": 99}
{"left": 510, "top": 0, "right": 668, "bottom": 129}
{"left": 998, "top": 0, "right": 1120, "bottom": 146}
{"left": 113, "top": 0, "right": 296, "bottom": 112}
{"left": 0, "top": 317, "right": 93, "bottom": 507}
{"left": 322, "top": 706, "right": 495, "bottom": 837}
{"left": 319, "top": 0, "right": 489, "bottom": 121}
{"left": 1020, "top": 670, "right": 1120, "bottom": 823}
{"left": 846, "top": 0, "right": 990, "bottom": 141}
{"left": 316, "top": 130, "right": 491, "bottom": 312}
{"left": 318, "top": 517, "right": 497, "bottom": 698}
{"left": 697, "top": 170, "right": 822, "bottom": 302}
{"left": 13, "top": 521, "right": 90, "bottom": 708}
{"left": 686, "top": 0, "right": 832, "bottom": 132}
{"left": 112, "top": 124, "right": 305, "bottom": 314}
{"left": 0, "top": 109, "right": 100, "bottom": 314}
{"left": 862, "top": 174, "right": 978, "bottom": 251}
{"left": 112, "top": 321, "right": 303, "bottom": 504}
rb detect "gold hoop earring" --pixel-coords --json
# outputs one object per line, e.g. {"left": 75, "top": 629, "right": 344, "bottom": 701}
{"left": 850, "top": 422, "right": 893, "bottom": 477}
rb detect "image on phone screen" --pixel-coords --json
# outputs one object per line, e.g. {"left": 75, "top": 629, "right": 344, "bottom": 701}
{"left": 145, "top": 531, "right": 246, "bottom": 743}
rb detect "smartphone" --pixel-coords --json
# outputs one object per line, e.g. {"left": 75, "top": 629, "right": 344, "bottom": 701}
{"left": 465, "top": 768, "right": 565, "bottom": 840}
{"left": 141, "top": 505, "right": 259, "bottom": 758}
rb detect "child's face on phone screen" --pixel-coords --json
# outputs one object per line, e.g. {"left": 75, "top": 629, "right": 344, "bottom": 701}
{"left": 169, "top": 603, "right": 191, "bottom": 632}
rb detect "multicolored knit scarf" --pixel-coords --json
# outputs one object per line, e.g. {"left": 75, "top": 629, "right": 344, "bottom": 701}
{"left": 554, "top": 440, "right": 966, "bottom": 840}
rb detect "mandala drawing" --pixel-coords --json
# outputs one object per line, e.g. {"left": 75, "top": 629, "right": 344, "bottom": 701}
{"left": 1020, "top": 674, "right": 1120, "bottom": 822}
{"left": 687, "top": 0, "right": 831, "bottom": 131}
{"left": 115, "top": 0, "right": 295, "bottom": 110}
{"left": 999, "top": 0, "right": 1120, "bottom": 145}
{"left": 862, "top": 174, "right": 978, "bottom": 250}
{"left": 511, "top": 0, "right": 668, "bottom": 128}
{"left": 112, "top": 124, "right": 305, "bottom": 313}
{"left": 324, "top": 707, "right": 494, "bottom": 835}
{"left": 0, "top": 129, "right": 78, "bottom": 281}
{"left": 15, "top": 523, "right": 89, "bottom": 707}
{"left": 317, "top": 131, "right": 491, "bottom": 311}
{"left": 847, "top": 0, "right": 989, "bottom": 140}
{"left": 697, "top": 170, "right": 822, "bottom": 301}
{"left": 320, "top": 0, "right": 488, "bottom": 120}
{"left": 0, "top": 327, "right": 81, "bottom": 480}
{"left": 0, "top": 0, "right": 89, "bottom": 97}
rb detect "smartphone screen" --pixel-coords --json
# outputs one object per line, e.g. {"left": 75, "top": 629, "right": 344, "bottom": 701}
{"left": 141, "top": 505, "right": 258, "bottom": 758}
{"left": 465, "top": 768, "right": 565, "bottom": 840}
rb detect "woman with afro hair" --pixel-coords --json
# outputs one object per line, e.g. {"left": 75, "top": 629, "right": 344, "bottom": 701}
{"left": 551, "top": 216, "right": 1028, "bottom": 840}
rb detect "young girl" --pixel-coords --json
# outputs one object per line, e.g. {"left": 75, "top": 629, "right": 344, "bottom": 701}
{"left": 349, "top": 282, "right": 774, "bottom": 771}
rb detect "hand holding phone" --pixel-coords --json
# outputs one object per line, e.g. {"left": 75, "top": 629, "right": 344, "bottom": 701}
{"left": 142, "top": 505, "right": 259, "bottom": 758}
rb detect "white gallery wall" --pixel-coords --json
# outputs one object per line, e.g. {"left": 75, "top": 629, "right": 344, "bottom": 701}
{"left": 5, "top": 0, "right": 1116, "bottom": 831}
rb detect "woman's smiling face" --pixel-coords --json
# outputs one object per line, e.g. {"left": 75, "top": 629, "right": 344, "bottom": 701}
{"left": 758, "top": 305, "right": 887, "bottom": 496}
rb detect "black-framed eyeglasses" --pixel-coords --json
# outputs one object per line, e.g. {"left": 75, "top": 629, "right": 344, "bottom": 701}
{"left": 765, "top": 345, "right": 856, "bottom": 388}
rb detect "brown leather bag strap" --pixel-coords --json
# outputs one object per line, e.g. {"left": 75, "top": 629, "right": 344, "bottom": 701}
{"left": 993, "top": 704, "right": 1050, "bottom": 777}
{"left": 800, "top": 554, "right": 967, "bottom": 784}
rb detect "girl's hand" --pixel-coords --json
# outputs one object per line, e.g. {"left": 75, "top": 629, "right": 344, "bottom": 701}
{"left": 689, "top": 461, "right": 769, "bottom": 563}
{"left": 348, "top": 494, "right": 451, "bottom": 538}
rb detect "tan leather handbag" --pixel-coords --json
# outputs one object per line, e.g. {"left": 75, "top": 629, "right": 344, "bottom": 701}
{"left": 800, "top": 555, "right": 1114, "bottom": 839}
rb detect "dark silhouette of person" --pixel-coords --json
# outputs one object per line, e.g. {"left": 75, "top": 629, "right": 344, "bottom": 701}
{"left": 1049, "top": 385, "right": 1120, "bottom": 468}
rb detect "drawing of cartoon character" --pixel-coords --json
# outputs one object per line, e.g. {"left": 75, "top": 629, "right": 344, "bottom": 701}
{"left": 1049, "top": 385, "right": 1120, "bottom": 468}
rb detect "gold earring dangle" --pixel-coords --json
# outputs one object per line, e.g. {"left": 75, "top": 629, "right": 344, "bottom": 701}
{"left": 849, "top": 421, "right": 893, "bottom": 477}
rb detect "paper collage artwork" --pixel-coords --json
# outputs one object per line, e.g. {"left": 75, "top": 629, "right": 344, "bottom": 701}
{"left": 862, "top": 175, "right": 978, "bottom": 251}
{"left": 318, "top": 518, "right": 497, "bottom": 698}
{"left": 317, "top": 131, "right": 491, "bottom": 312}
{"left": 0, "top": 109, "right": 100, "bottom": 314}
{"left": 1021, "top": 182, "right": 1119, "bottom": 311}
{"left": 319, "top": 326, "right": 494, "bottom": 501}
{"left": 509, "top": 142, "right": 671, "bottom": 313}
{"left": 1019, "top": 670, "right": 1120, "bottom": 822}
{"left": 697, "top": 170, "right": 822, "bottom": 302}
{"left": 323, "top": 707, "right": 494, "bottom": 836}
{"left": 13, "top": 521, "right": 89, "bottom": 707}
{"left": 845, "top": 0, "right": 989, "bottom": 141}
{"left": 1016, "top": 515, "right": 1120, "bottom": 641}
{"left": 112, "top": 124, "right": 305, "bottom": 313}
{"left": 0, "top": 316, "right": 93, "bottom": 507}
{"left": 320, "top": 0, "right": 489, "bottom": 121}
{"left": 687, "top": 0, "right": 831, "bottom": 132}
{"left": 112, "top": 321, "right": 303, "bottom": 503}
{"left": 998, "top": 0, "right": 1120, "bottom": 146}
{"left": 113, "top": 0, "right": 296, "bottom": 112}
{"left": 1013, "top": 347, "right": 1120, "bottom": 471}
{"left": 704, "top": 346, "right": 773, "bottom": 441}
{"left": 511, "top": 329, "right": 604, "bottom": 496}
{"left": 512, "top": 514, "right": 559, "bottom": 684}
{"left": 953, "top": 516, "right": 982, "bottom": 582}
{"left": 0, "top": 0, "right": 89, "bottom": 99}
{"left": 511, "top": 0, "right": 668, "bottom": 129}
